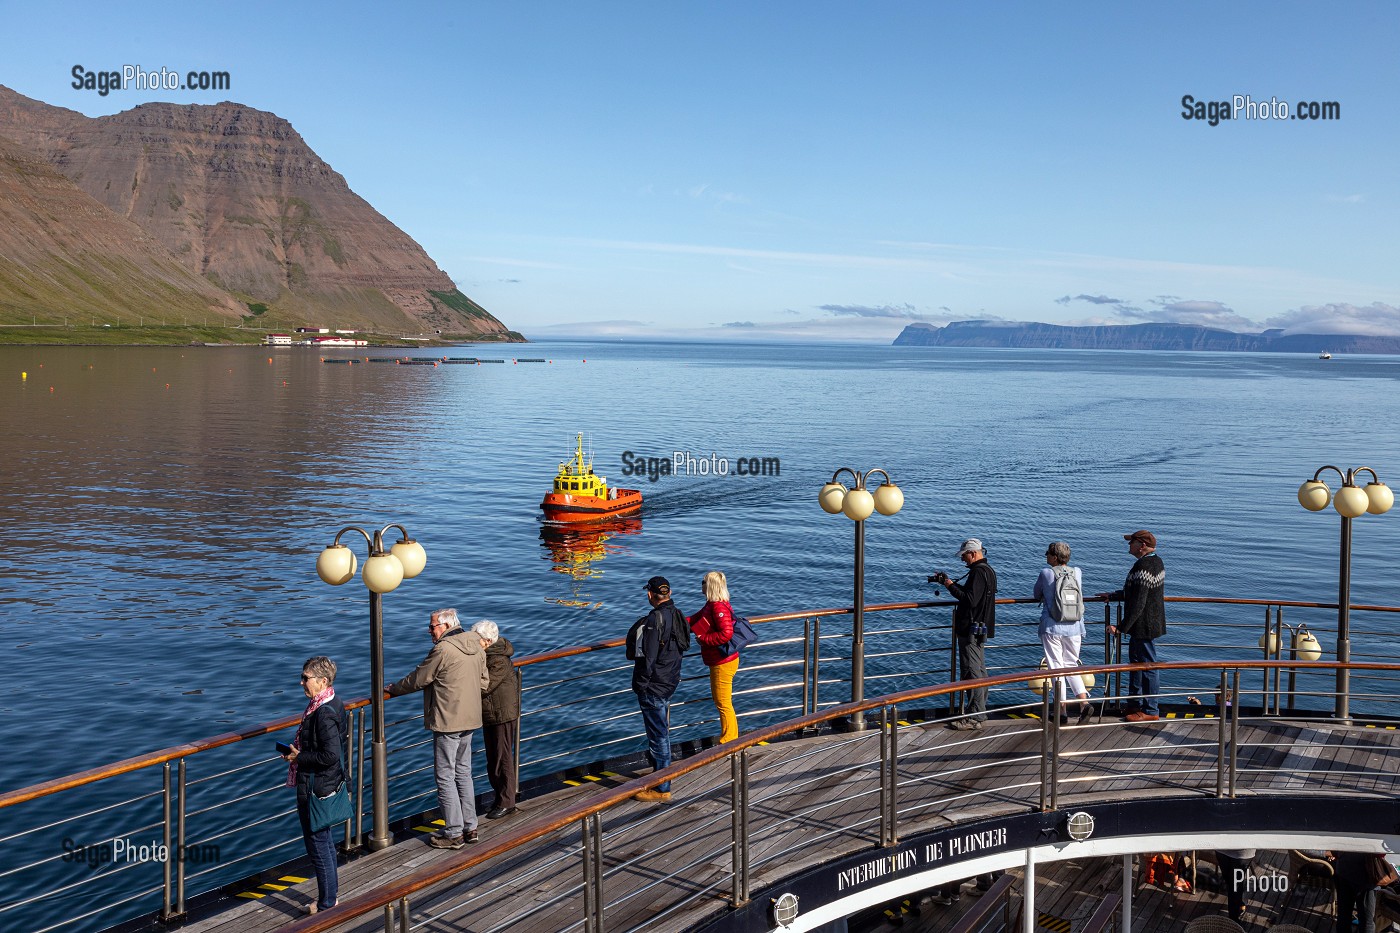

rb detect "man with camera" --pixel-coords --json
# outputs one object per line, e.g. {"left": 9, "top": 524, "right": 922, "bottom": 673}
{"left": 933, "top": 538, "right": 998, "bottom": 730}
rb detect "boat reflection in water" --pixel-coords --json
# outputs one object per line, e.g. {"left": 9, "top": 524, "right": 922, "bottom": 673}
{"left": 539, "top": 518, "right": 643, "bottom": 610}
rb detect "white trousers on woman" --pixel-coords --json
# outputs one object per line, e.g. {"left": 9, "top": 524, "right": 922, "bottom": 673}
{"left": 1041, "top": 632, "right": 1087, "bottom": 702}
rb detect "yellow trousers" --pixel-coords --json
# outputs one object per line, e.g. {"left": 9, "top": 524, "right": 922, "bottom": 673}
{"left": 710, "top": 657, "right": 740, "bottom": 743}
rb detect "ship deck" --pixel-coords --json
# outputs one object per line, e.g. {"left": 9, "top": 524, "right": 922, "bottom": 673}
{"left": 165, "top": 709, "right": 1400, "bottom": 933}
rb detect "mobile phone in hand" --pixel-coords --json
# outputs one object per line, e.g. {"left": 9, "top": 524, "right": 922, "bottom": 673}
{"left": 276, "top": 741, "right": 294, "bottom": 757}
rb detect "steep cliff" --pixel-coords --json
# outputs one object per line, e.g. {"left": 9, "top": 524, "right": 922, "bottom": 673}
{"left": 0, "top": 86, "right": 515, "bottom": 337}
{"left": 893, "top": 321, "right": 1400, "bottom": 354}
{"left": 0, "top": 133, "right": 244, "bottom": 321}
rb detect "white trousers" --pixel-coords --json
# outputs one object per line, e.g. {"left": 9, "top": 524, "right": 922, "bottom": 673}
{"left": 1041, "top": 632, "right": 1087, "bottom": 702}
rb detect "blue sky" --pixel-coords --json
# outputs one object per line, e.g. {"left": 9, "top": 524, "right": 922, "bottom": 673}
{"left": 7, "top": 2, "right": 1399, "bottom": 341}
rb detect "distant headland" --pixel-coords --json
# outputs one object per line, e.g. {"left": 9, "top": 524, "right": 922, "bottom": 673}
{"left": 893, "top": 320, "right": 1400, "bottom": 354}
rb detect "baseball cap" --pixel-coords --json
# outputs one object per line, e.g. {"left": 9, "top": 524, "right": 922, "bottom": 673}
{"left": 643, "top": 575, "right": 671, "bottom": 595}
{"left": 1124, "top": 530, "right": 1157, "bottom": 548}
{"left": 957, "top": 538, "right": 984, "bottom": 556}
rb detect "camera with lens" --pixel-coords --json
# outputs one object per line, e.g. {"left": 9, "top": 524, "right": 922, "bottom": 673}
{"left": 927, "top": 572, "right": 948, "bottom": 585}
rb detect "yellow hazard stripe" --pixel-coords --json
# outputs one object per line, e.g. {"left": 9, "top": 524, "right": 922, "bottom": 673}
{"left": 1038, "top": 911, "right": 1071, "bottom": 933}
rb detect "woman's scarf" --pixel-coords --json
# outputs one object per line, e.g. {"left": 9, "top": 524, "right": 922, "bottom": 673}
{"left": 285, "top": 685, "right": 335, "bottom": 787}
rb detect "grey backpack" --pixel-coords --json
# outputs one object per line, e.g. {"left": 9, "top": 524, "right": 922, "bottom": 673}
{"left": 1050, "top": 566, "right": 1083, "bottom": 623}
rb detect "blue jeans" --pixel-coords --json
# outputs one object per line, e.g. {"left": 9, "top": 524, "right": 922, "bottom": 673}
{"left": 636, "top": 692, "right": 672, "bottom": 792}
{"left": 432, "top": 730, "right": 478, "bottom": 836}
{"left": 1128, "top": 636, "right": 1159, "bottom": 715}
{"left": 296, "top": 798, "right": 338, "bottom": 909}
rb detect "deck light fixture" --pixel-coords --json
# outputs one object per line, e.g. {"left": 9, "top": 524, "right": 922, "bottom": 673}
{"left": 316, "top": 523, "right": 427, "bottom": 851}
{"left": 1066, "top": 811, "right": 1095, "bottom": 841}
{"left": 1297, "top": 465, "right": 1391, "bottom": 719}
{"left": 770, "top": 892, "right": 800, "bottom": 928}
{"left": 818, "top": 468, "right": 902, "bottom": 730}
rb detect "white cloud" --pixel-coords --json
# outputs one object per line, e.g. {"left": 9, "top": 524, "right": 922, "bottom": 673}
{"left": 1264, "top": 302, "right": 1400, "bottom": 336}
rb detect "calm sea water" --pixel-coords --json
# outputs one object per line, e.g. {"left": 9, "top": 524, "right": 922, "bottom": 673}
{"left": 4, "top": 342, "right": 1400, "bottom": 781}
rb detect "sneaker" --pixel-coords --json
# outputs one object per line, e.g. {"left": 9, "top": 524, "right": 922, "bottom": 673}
{"left": 1125, "top": 711, "right": 1160, "bottom": 723}
{"left": 428, "top": 834, "right": 465, "bottom": 849}
{"left": 931, "top": 892, "right": 955, "bottom": 906}
{"left": 1077, "top": 703, "right": 1096, "bottom": 725}
{"left": 486, "top": 806, "right": 518, "bottom": 820}
{"left": 946, "top": 718, "right": 983, "bottom": 731}
{"left": 634, "top": 789, "right": 673, "bottom": 803}
{"left": 465, "top": 828, "right": 479, "bottom": 843}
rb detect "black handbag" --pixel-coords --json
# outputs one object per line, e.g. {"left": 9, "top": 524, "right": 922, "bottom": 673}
{"left": 308, "top": 780, "right": 352, "bottom": 833}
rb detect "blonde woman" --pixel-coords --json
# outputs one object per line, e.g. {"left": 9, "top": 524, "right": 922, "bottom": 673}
{"left": 688, "top": 571, "right": 741, "bottom": 743}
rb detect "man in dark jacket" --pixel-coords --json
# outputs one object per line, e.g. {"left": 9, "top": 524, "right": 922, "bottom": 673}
{"left": 627, "top": 576, "right": 687, "bottom": 802}
{"left": 1100, "top": 529, "right": 1167, "bottom": 722}
{"left": 936, "top": 538, "right": 998, "bottom": 730}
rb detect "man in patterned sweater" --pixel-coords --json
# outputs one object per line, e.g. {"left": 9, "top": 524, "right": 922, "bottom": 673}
{"left": 1100, "top": 529, "right": 1167, "bottom": 722}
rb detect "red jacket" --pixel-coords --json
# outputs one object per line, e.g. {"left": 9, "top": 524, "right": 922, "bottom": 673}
{"left": 689, "top": 600, "right": 738, "bottom": 666}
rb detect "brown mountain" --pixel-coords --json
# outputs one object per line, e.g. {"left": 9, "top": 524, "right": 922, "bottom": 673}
{"left": 0, "top": 132, "right": 245, "bottom": 321}
{"left": 0, "top": 86, "right": 516, "bottom": 338}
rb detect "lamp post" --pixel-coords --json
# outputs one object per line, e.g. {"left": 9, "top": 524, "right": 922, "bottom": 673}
{"left": 818, "top": 468, "right": 903, "bottom": 730}
{"left": 316, "top": 523, "right": 427, "bottom": 851}
{"left": 1297, "top": 466, "right": 1392, "bottom": 719}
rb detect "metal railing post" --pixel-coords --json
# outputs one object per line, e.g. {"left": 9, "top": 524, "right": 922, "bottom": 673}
{"left": 1216, "top": 669, "right": 1228, "bottom": 797}
{"left": 1261, "top": 605, "right": 1274, "bottom": 713}
{"left": 812, "top": 616, "right": 821, "bottom": 722}
{"left": 514, "top": 668, "right": 524, "bottom": 784}
{"left": 354, "top": 706, "right": 367, "bottom": 849}
{"left": 802, "top": 617, "right": 812, "bottom": 718}
{"left": 1228, "top": 668, "right": 1241, "bottom": 797}
{"left": 176, "top": 758, "right": 187, "bottom": 915}
{"left": 1283, "top": 606, "right": 1298, "bottom": 710}
{"left": 731, "top": 748, "right": 750, "bottom": 906}
{"left": 1112, "top": 603, "right": 1123, "bottom": 704}
{"left": 879, "top": 706, "right": 899, "bottom": 847}
{"left": 1039, "top": 688, "right": 1051, "bottom": 811}
{"left": 383, "top": 903, "right": 395, "bottom": 933}
{"left": 343, "top": 710, "right": 356, "bottom": 852}
{"left": 1050, "top": 690, "right": 1062, "bottom": 812}
{"left": 161, "top": 762, "right": 173, "bottom": 919}
{"left": 582, "top": 813, "right": 605, "bottom": 933}
{"left": 398, "top": 896, "right": 410, "bottom": 933}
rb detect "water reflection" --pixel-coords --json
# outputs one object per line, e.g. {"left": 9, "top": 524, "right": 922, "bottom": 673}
{"left": 539, "top": 518, "right": 643, "bottom": 610}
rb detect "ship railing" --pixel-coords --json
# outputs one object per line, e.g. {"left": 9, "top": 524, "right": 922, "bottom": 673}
{"left": 0, "top": 594, "right": 1397, "bottom": 931}
{"left": 281, "top": 657, "right": 1400, "bottom": 933}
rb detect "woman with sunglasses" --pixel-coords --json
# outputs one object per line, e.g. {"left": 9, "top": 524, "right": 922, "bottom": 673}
{"left": 280, "top": 656, "right": 348, "bottom": 913}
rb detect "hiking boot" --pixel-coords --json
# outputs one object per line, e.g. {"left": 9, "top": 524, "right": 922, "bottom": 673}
{"left": 946, "top": 718, "right": 983, "bottom": 731}
{"left": 428, "top": 834, "right": 465, "bottom": 849}
{"left": 930, "top": 892, "right": 955, "bottom": 906}
{"left": 634, "top": 789, "right": 673, "bottom": 803}
{"left": 465, "top": 828, "right": 479, "bottom": 843}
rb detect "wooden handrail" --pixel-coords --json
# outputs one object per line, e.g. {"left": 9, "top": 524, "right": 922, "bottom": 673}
{"left": 278, "top": 657, "right": 1400, "bottom": 933}
{"left": 0, "top": 592, "right": 1390, "bottom": 810}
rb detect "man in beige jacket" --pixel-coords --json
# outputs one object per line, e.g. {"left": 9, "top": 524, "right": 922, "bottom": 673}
{"left": 386, "top": 608, "right": 490, "bottom": 848}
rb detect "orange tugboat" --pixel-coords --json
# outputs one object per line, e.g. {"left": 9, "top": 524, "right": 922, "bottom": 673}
{"left": 540, "top": 434, "right": 643, "bottom": 523}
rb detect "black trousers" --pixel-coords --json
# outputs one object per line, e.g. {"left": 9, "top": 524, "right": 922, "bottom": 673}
{"left": 483, "top": 719, "right": 518, "bottom": 810}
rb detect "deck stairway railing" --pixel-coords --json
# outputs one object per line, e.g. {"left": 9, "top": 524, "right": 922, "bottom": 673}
{"left": 2, "top": 594, "right": 1399, "bottom": 932}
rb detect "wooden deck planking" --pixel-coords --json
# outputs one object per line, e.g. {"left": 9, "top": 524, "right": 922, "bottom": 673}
{"left": 167, "top": 717, "right": 1400, "bottom": 933}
